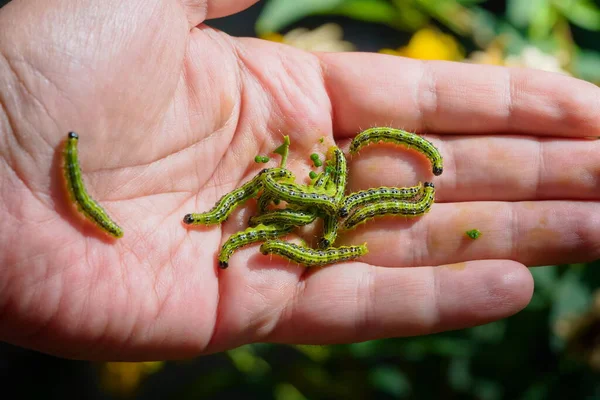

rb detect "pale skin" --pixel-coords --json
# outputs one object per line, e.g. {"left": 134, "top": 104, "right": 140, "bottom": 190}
{"left": 0, "top": 0, "right": 599, "bottom": 361}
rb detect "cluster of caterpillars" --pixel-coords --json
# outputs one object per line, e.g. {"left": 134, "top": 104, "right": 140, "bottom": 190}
{"left": 183, "top": 127, "right": 443, "bottom": 269}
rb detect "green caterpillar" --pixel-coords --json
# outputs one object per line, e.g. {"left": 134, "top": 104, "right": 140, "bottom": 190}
{"left": 63, "top": 132, "right": 123, "bottom": 238}
{"left": 183, "top": 168, "right": 293, "bottom": 225}
{"left": 262, "top": 171, "right": 338, "bottom": 216}
{"left": 319, "top": 214, "right": 339, "bottom": 249}
{"left": 248, "top": 208, "right": 317, "bottom": 228}
{"left": 339, "top": 183, "right": 424, "bottom": 218}
{"left": 260, "top": 240, "right": 368, "bottom": 267}
{"left": 343, "top": 182, "right": 435, "bottom": 230}
{"left": 349, "top": 127, "right": 443, "bottom": 176}
{"left": 218, "top": 224, "right": 293, "bottom": 269}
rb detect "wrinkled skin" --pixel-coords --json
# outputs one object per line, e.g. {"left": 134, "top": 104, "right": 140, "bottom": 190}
{"left": 0, "top": 0, "right": 599, "bottom": 361}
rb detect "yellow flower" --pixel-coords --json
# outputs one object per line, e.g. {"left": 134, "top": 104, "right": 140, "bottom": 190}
{"left": 99, "top": 361, "right": 164, "bottom": 398}
{"left": 465, "top": 37, "right": 506, "bottom": 66}
{"left": 380, "top": 27, "right": 464, "bottom": 61}
{"left": 260, "top": 23, "right": 355, "bottom": 52}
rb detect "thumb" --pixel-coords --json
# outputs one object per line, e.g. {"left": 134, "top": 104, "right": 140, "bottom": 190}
{"left": 183, "top": 0, "right": 260, "bottom": 26}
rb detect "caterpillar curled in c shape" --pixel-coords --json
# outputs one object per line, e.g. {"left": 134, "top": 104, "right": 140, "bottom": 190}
{"left": 218, "top": 223, "right": 293, "bottom": 269}
{"left": 349, "top": 127, "right": 443, "bottom": 176}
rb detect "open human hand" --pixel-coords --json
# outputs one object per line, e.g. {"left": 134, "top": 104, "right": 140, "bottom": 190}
{"left": 0, "top": 0, "right": 599, "bottom": 361}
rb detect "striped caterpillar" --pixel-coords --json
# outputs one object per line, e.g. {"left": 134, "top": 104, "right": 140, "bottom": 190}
{"left": 63, "top": 132, "right": 123, "bottom": 238}
{"left": 218, "top": 223, "right": 293, "bottom": 269}
{"left": 349, "top": 127, "right": 443, "bottom": 176}
{"left": 342, "top": 182, "right": 436, "bottom": 230}
{"left": 339, "top": 183, "right": 424, "bottom": 218}
{"left": 260, "top": 240, "right": 368, "bottom": 267}
{"left": 183, "top": 168, "right": 293, "bottom": 225}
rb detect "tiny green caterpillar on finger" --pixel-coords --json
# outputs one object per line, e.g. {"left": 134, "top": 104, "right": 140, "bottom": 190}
{"left": 63, "top": 132, "right": 123, "bottom": 238}
{"left": 260, "top": 240, "right": 368, "bottom": 267}
{"left": 249, "top": 208, "right": 317, "bottom": 228}
{"left": 349, "top": 127, "right": 443, "bottom": 176}
{"left": 218, "top": 223, "right": 293, "bottom": 269}
{"left": 343, "top": 182, "right": 436, "bottom": 230}
{"left": 339, "top": 182, "right": 424, "bottom": 218}
{"left": 183, "top": 168, "right": 293, "bottom": 225}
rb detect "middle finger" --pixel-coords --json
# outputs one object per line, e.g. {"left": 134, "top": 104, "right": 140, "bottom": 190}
{"left": 346, "top": 134, "right": 600, "bottom": 202}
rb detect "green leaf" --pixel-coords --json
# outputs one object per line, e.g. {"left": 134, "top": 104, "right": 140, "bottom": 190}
{"left": 507, "top": 0, "right": 557, "bottom": 38}
{"left": 255, "top": 0, "right": 345, "bottom": 35}
{"left": 294, "top": 344, "right": 331, "bottom": 363}
{"left": 274, "top": 383, "right": 308, "bottom": 400}
{"left": 390, "top": 0, "right": 430, "bottom": 30}
{"left": 273, "top": 135, "right": 291, "bottom": 168}
{"left": 554, "top": 0, "right": 600, "bottom": 31}
{"left": 549, "top": 266, "right": 592, "bottom": 350}
{"left": 448, "top": 357, "right": 472, "bottom": 392}
{"left": 550, "top": 266, "right": 591, "bottom": 322}
{"left": 500, "top": 22, "right": 529, "bottom": 46}
{"left": 530, "top": 1, "right": 558, "bottom": 40}
{"left": 349, "top": 340, "right": 380, "bottom": 358}
{"left": 525, "top": 266, "right": 559, "bottom": 310}
{"left": 456, "top": 0, "right": 486, "bottom": 4}
{"left": 226, "top": 345, "right": 271, "bottom": 376}
{"left": 473, "top": 379, "right": 503, "bottom": 400}
{"left": 468, "top": 320, "right": 506, "bottom": 343}
{"left": 402, "top": 337, "right": 474, "bottom": 360}
{"left": 507, "top": 0, "right": 543, "bottom": 27}
{"left": 329, "top": 0, "right": 399, "bottom": 25}
{"left": 369, "top": 366, "right": 411, "bottom": 397}
{"left": 573, "top": 48, "right": 600, "bottom": 82}
{"left": 531, "top": 265, "right": 559, "bottom": 298}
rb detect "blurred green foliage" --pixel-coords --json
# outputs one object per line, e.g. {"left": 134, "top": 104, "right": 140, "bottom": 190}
{"left": 256, "top": 0, "right": 600, "bottom": 83}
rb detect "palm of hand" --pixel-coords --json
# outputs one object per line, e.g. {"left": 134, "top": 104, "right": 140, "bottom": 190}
{"left": 1, "top": 0, "right": 599, "bottom": 361}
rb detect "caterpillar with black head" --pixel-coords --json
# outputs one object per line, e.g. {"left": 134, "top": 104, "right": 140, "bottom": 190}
{"left": 327, "top": 146, "right": 348, "bottom": 207}
{"left": 218, "top": 223, "right": 293, "bottom": 269}
{"left": 349, "top": 127, "right": 443, "bottom": 176}
{"left": 248, "top": 208, "right": 317, "bottom": 228}
{"left": 318, "top": 214, "right": 339, "bottom": 249}
{"left": 183, "top": 168, "right": 293, "bottom": 225}
{"left": 339, "top": 183, "right": 424, "bottom": 218}
{"left": 343, "top": 182, "right": 436, "bottom": 230}
{"left": 260, "top": 240, "right": 368, "bottom": 267}
{"left": 262, "top": 171, "right": 338, "bottom": 216}
{"left": 63, "top": 132, "right": 123, "bottom": 238}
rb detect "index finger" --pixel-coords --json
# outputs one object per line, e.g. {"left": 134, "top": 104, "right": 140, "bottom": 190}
{"left": 318, "top": 52, "right": 600, "bottom": 137}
